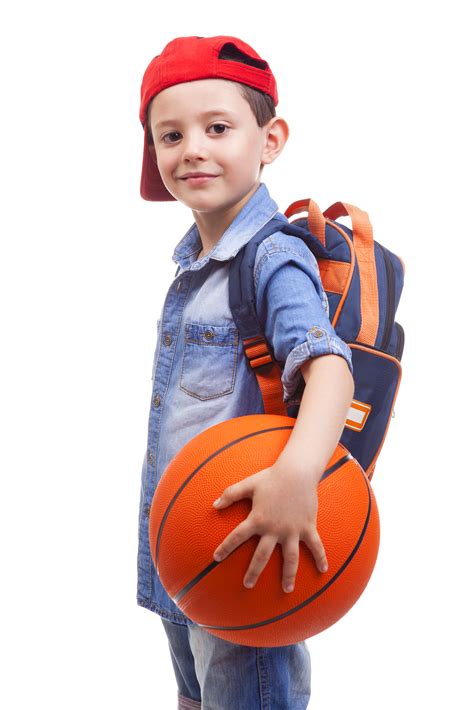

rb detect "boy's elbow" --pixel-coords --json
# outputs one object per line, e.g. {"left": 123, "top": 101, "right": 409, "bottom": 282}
{"left": 301, "top": 353, "right": 354, "bottom": 394}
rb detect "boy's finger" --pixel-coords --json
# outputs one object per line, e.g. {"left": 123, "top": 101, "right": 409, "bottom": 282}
{"left": 305, "top": 528, "right": 328, "bottom": 573}
{"left": 281, "top": 535, "right": 300, "bottom": 592}
{"left": 213, "top": 476, "right": 254, "bottom": 508}
{"left": 213, "top": 518, "right": 254, "bottom": 561}
{"left": 243, "top": 535, "right": 277, "bottom": 588}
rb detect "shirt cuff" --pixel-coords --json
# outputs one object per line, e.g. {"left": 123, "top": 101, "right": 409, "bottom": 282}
{"left": 280, "top": 326, "right": 354, "bottom": 405}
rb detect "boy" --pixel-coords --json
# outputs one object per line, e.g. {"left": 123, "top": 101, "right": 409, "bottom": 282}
{"left": 137, "top": 35, "right": 354, "bottom": 709}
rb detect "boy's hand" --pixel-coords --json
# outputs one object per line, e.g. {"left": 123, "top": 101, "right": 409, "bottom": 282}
{"left": 212, "top": 462, "right": 328, "bottom": 593}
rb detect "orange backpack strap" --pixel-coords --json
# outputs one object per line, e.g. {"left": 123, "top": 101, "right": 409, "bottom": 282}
{"left": 285, "top": 198, "right": 327, "bottom": 247}
{"left": 242, "top": 335, "right": 288, "bottom": 415}
{"left": 323, "top": 202, "right": 379, "bottom": 346}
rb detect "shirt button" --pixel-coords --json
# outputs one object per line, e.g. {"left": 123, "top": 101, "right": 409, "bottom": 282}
{"left": 153, "top": 394, "right": 161, "bottom": 407}
{"left": 164, "top": 334, "right": 172, "bottom": 346}
{"left": 315, "top": 330, "right": 323, "bottom": 338}
{"left": 143, "top": 504, "right": 150, "bottom": 517}
{"left": 147, "top": 450, "right": 154, "bottom": 464}
{"left": 204, "top": 330, "right": 215, "bottom": 341}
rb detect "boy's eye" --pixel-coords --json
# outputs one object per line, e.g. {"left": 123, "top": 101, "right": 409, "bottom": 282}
{"left": 209, "top": 123, "right": 228, "bottom": 135}
{"left": 162, "top": 124, "right": 229, "bottom": 143}
{"left": 162, "top": 131, "right": 181, "bottom": 144}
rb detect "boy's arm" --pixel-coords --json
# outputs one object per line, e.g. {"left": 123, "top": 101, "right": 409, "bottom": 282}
{"left": 212, "top": 353, "right": 354, "bottom": 593}
{"left": 276, "top": 353, "right": 354, "bottom": 483}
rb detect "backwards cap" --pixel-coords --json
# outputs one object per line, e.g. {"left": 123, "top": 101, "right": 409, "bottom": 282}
{"left": 139, "top": 35, "right": 278, "bottom": 201}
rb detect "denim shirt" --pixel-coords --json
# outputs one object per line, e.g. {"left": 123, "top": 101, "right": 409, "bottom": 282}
{"left": 136, "top": 182, "right": 353, "bottom": 625}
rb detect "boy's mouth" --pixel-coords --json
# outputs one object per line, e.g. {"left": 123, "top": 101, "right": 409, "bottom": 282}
{"left": 179, "top": 171, "right": 218, "bottom": 179}
{"left": 180, "top": 175, "right": 218, "bottom": 185}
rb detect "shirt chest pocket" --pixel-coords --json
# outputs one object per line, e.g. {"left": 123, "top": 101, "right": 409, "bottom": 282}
{"left": 179, "top": 322, "right": 239, "bottom": 400}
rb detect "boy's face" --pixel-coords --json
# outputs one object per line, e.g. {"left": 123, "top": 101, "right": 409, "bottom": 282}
{"left": 148, "top": 79, "right": 283, "bottom": 212}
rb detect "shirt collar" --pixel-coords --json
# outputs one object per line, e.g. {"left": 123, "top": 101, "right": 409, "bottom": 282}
{"left": 171, "top": 182, "right": 288, "bottom": 271}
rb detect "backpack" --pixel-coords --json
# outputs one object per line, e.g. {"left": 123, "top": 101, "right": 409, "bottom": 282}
{"left": 228, "top": 198, "right": 405, "bottom": 481}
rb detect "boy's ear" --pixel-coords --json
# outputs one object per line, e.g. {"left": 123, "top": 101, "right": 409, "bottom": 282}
{"left": 260, "top": 117, "right": 290, "bottom": 168}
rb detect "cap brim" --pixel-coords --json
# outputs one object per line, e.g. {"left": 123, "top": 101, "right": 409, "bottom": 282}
{"left": 140, "top": 127, "right": 177, "bottom": 201}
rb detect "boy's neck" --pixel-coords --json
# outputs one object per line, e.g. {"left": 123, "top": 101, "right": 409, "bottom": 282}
{"left": 192, "top": 181, "right": 262, "bottom": 259}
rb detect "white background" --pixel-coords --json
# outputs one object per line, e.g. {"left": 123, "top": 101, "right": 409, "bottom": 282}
{"left": 1, "top": 1, "right": 473, "bottom": 708}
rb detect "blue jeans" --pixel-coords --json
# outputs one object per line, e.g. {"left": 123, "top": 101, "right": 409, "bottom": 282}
{"left": 161, "top": 618, "right": 312, "bottom": 709}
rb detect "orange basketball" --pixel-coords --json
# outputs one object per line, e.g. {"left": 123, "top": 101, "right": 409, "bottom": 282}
{"left": 149, "top": 414, "right": 380, "bottom": 647}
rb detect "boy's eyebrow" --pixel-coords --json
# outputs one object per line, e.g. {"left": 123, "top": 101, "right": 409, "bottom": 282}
{"left": 153, "top": 109, "right": 238, "bottom": 129}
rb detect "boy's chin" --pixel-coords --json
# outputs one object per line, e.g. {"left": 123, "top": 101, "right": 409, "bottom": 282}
{"left": 176, "top": 190, "right": 226, "bottom": 211}
{"left": 165, "top": 181, "right": 219, "bottom": 205}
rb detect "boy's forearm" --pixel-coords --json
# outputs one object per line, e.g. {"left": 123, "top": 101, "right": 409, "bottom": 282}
{"left": 274, "top": 354, "right": 355, "bottom": 485}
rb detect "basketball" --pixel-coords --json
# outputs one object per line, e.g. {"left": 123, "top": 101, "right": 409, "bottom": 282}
{"left": 148, "top": 414, "right": 380, "bottom": 647}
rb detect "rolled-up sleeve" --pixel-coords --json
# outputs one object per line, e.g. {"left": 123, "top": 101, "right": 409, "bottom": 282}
{"left": 253, "top": 232, "right": 353, "bottom": 406}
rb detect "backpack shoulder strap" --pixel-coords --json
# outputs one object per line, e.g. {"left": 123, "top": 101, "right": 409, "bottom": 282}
{"left": 323, "top": 201, "right": 379, "bottom": 344}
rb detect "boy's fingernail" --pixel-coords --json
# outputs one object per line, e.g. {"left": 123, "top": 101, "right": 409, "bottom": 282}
{"left": 284, "top": 584, "right": 294, "bottom": 592}
{"left": 321, "top": 563, "right": 328, "bottom": 572}
{"left": 213, "top": 498, "right": 222, "bottom": 507}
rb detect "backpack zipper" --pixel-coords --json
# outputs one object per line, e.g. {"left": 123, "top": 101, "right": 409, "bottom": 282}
{"left": 376, "top": 242, "right": 396, "bottom": 351}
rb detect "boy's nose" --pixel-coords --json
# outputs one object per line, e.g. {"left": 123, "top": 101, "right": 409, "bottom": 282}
{"left": 181, "top": 134, "right": 210, "bottom": 161}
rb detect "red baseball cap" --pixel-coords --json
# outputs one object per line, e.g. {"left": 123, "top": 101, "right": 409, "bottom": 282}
{"left": 139, "top": 35, "right": 279, "bottom": 201}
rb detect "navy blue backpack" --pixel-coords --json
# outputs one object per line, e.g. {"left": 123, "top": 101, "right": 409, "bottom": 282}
{"left": 228, "top": 198, "right": 405, "bottom": 480}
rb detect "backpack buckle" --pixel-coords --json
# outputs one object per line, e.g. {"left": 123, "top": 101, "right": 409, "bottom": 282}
{"left": 242, "top": 335, "right": 275, "bottom": 374}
